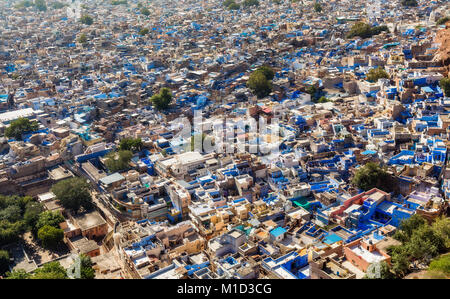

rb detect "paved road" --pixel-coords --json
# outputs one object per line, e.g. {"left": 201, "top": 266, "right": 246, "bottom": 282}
{"left": 92, "top": 190, "right": 119, "bottom": 226}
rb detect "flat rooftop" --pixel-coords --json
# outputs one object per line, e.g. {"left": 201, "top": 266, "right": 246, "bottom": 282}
{"left": 48, "top": 166, "right": 73, "bottom": 181}
{"left": 37, "top": 192, "right": 56, "bottom": 202}
{"left": 349, "top": 244, "right": 387, "bottom": 264}
{"left": 0, "top": 108, "right": 35, "bottom": 123}
{"left": 73, "top": 211, "right": 107, "bottom": 231}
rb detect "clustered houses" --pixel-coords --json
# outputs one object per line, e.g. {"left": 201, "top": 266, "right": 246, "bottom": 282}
{"left": 1, "top": 0, "right": 449, "bottom": 279}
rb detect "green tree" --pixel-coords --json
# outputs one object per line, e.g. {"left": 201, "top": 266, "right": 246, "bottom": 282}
{"left": 432, "top": 216, "right": 450, "bottom": 248}
{"left": 11, "top": 73, "right": 21, "bottom": 80}
{"left": 139, "top": 28, "right": 149, "bottom": 36}
{"left": 79, "top": 254, "right": 95, "bottom": 279}
{"left": 14, "top": 0, "right": 33, "bottom": 9}
{"left": 78, "top": 33, "right": 88, "bottom": 44}
{"left": 111, "top": 0, "right": 127, "bottom": 4}
{"left": 32, "top": 261, "right": 67, "bottom": 279}
{"left": 0, "top": 197, "right": 30, "bottom": 243}
{"left": 388, "top": 215, "right": 450, "bottom": 278}
{"left": 389, "top": 246, "right": 410, "bottom": 277}
{"left": 366, "top": 67, "right": 390, "bottom": 82}
{"left": 51, "top": 1, "right": 66, "bottom": 9}
{"left": 437, "top": 16, "right": 450, "bottom": 26}
{"left": 371, "top": 25, "right": 389, "bottom": 35}
{"left": 5, "top": 117, "right": 39, "bottom": 140}
{"left": 440, "top": 77, "right": 450, "bottom": 97}
{"left": 0, "top": 195, "right": 40, "bottom": 246}
{"left": 80, "top": 15, "right": 94, "bottom": 25}
{"left": 428, "top": 254, "right": 450, "bottom": 275}
{"left": 314, "top": 2, "right": 322, "bottom": 13}
{"left": 23, "top": 202, "right": 44, "bottom": 230}
{"left": 223, "top": 0, "right": 235, "bottom": 7}
{"left": 150, "top": 88, "right": 173, "bottom": 110}
{"left": 227, "top": 2, "right": 240, "bottom": 10}
{"left": 0, "top": 220, "right": 26, "bottom": 246}
{"left": 243, "top": 0, "right": 259, "bottom": 7}
{"left": 104, "top": 150, "right": 133, "bottom": 172}
{"left": 51, "top": 177, "right": 93, "bottom": 213}
{"left": 347, "top": 22, "right": 388, "bottom": 39}
{"left": 5, "top": 269, "right": 32, "bottom": 279}
{"left": 140, "top": 7, "right": 150, "bottom": 16}
{"left": 247, "top": 70, "right": 272, "bottom": 98}
{"left": 317, "top": 97, "right": 328, "bottom": 103}
{"left": 37, "top": 225, "right": 64, "bottom": 250}
{"left": 352, "top": 162, "right": 393, "bottom": 192}
{"left": 34, "top": 0, "right": 47, "bottom": 11}
{"left": 0, "top": 250, "right": 9, "bottom": 275}
{"left": 119, "top": 138, "right": 143, "bottom": 152}
{"left": 401, "top": 0, "right": 418, "bottom": 7}
{"left": 394, "top": 214, "right": 427, "bottom": 243}
{"left": 256, "top": 65, "right": 275, "bottom": 81}
{"left": 7, "top": 262, "right": 68, "bottom": 279}
{"left": 35, "top": 211, "right": 64, "bottom": 234}
{"left": 224, "top": 0, "right": 240, "bottom": 10}
{"left": 0, "top": 205, "right": 22, "bottom": 223}
{"left": 347, "top": 22, "right": 373, "bottom": 38}
{"left": 407, "top": 225, "right": 446, "bottom": 263}
{"left": 306, "top": 85, "right": 320, "bottom": 102}
{"left": 0, "top": 195, "right": 32, "bottom": 211}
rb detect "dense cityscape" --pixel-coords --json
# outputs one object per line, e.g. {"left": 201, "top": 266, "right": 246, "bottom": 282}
{"left": 0, "top": 0, "right": 449, "bottom": 280}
